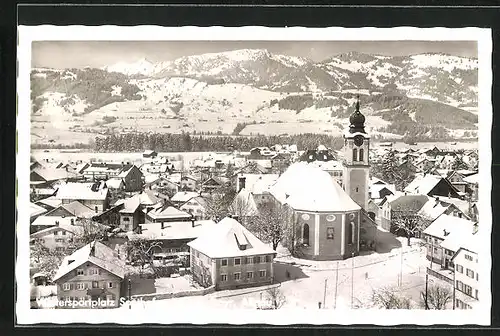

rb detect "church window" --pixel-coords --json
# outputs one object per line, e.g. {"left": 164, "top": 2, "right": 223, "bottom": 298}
{"left": 326, "top": 227, "right": 334, "bottom": 240}
{"left": 359, "top": 149, "right": 364, "bottom": 161}
{"left": 348, "top": 222, "right": 354, "bottom": 245}
{"left": 303, "top": 224, "right": 310, "bottom": 246}
{"left": 352, "top": 148, "right": 358, "bottom": 161}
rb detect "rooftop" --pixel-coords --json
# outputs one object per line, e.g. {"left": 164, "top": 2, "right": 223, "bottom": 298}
{"left": 423, "top": 214, "right": 475, "bottom": 241}
{"left": 137, "top": 220, "right": 217, "bottom": 241}
{"left": 56, "top": 182, "right": 108, "bottom": 201}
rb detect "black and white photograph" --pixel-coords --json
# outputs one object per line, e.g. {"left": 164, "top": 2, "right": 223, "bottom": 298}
{"left": 16, "top": 26, "right": 492, "bottom": 325}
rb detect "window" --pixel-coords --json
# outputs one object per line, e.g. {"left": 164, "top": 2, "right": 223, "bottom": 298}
{"left": 234, "top": 272, "right": 241, "bottom": 281}
{"left": 76, "top": 269, "right": 84, "bottom": 276}
{"left": 353, "top": 148, "right": 358, "bottom": 161}
{"left": 466, "top": 269, "right": 475, "bottom": 278}
{"left": 123, "top": 217, "right": 130, "bottom": 222}
{"left": 266, "top": 255, "right": 271, "bottom": 263}
{"left": 456, "top": 280, "right": 463, "bottom": 291}
{"left": 76, "top": 283, "right": 85, "bottom": 290}
{"left": 465, "top": 254, "right": 473, "bottom": 261}
{"left": 108, "top": 282, "right": 114, "bottom": 288}
{"left": 247, "top": 272, "right": 253, "bottom": 279}
{"left": 63, "top": 283, "right": 70, "bottom": 291}
{"left": 464, "top": 284, "right": 472, "bottom": 296}
{"left": 234, "top": 258, "right": 241, "bottom": 265}
{"left": 456, "top": 264, "right": 464, "bottom": 273}
{"left": 220, "top": 274, "right": 227, "bottom": 282}
{"left": 359, "top": 148, "right": 364, "bottom": 161}
{"left": 259, "top": 270, "right": 266, "bottom": 278}
{"left": 247, "top": 257, "right": 254, "bottom": 264}
{"left": 302, "top": 224, "right": 310, "bottom": 245}
{"left": 475, "top": 289, "right": 479, "bottom": 299}
{"left": 89, "top": 268, "right": 100, "bottom": 275}
{"left": 347, "top": 222, "right": 354, "bottom": 245}
{"left": 55, "top": 238, "right": 64, "bottom": 243}
{"left": 56, "top": 247, "right": 65, "bottom": 252}
{"left": 95, "top": 206, "right": 99, "bottom": 213}
{"left": 254, "top": 256, "right": 260, "bottom": 264}
{"left": 62, "top": 231, "right": 66, "bottom": 235}
{"left": 476, "top": 273, "right": 479, "bottom": 281}
{"left": 326, "top": 227, "right": 334, "bottom": 240}
{"left": 92, "top": 281, "right": 99, "bottom": 288}
{"left": 221, "top": 259, "right": 228, "bottom": 267}
{"left": 434, "top": 247, "right": 439, "bottom": 253}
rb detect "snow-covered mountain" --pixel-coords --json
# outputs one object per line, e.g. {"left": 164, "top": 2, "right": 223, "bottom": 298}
{"left": 30, "top": 49, "right": 479, "bottom": 142}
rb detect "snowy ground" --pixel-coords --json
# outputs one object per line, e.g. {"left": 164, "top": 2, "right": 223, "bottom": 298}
{"left": 122, "top": 236, "right": 431, "bottom": 311}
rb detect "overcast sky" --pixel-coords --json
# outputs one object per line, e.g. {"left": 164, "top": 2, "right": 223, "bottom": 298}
{"left": 32, "top": 41, "right": 478, "bottom": 69}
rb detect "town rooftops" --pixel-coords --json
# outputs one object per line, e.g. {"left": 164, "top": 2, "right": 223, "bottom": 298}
{"left": 137, "top": 220, "right": 217, "bottom": 241}
{"left": 238, "top": 174, "right": 280, "bottom": 195}
{"left": 146, "top": 204, "right": 192, "bottom": 220}
{"left": 441, "top": 227, "right": 480, "bottom": 255}
{"left": 386, "top": 194, "right": 430, "bottom": 212}
{"left": 50, "top": 200, "right": 97, "bottom": 218}
{"left": 31, "top": 215, "right": 78, "bottom": 228}
{"left": 105, "top": 177, "right": 124, "bottom": 189}
{"left": 115, "top": 195, "right": 141, "bottom": 214}
{"left": 56, "top": 182, "right": 108, "bottom": 201}
{"left": 417, "top": 197, "right": 453, "bottom": 222}
{"left": 422, "top": 214, "right": 476, "bottom": 241}
{"left": 35, "top": 196, "right": 62, "bottom": 209}
{"left": 404, "top": 174, "right": 458, "bottom": 196}
{"left": 270, "top": 162, "right": 360, "bottom": 212}
{"left": 187, "top": 217, "right": 276, "bottom": 258}
{"left": 231, "top": 188, "right": 260, "bottom": 217}
{"left": 31, "top": 166, "right": 70, "bottom": 182}
{"left": 53, "top": 241, "right": 125, "bottom": 281}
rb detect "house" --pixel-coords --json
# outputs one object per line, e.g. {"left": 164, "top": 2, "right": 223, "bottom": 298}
{"left": 82, "top": 163, "right": 134, "bottom": 182}
{"left": 143, "top": 150, "right": 158, "bottom": 159}
{"left": 298, "top": 145, "right": 336, "bottom": 163}
{"left": 270, "top": 152, "right": 292, "bottom": 173}
{"left": 134, "top": 218, "right": 217, "bottom": 261}
{"left": 187, "top": 217, "right": 276, "bottom": 290}
{"left": 230, "top": 188, "right": 261, "bottom": 223}
{"left": 179, "top": 196, "right": 209, "bottom": 220}
{"left": 30, "top": 219, "right": 109, "bottom": 253}
{"left": 201, "top": 176, "right": 230, "bottom": 193}
{"left": 445, "top": 229, "right": 480, "bottom": 309}
{"left": 422, "top": 214, "right": 476, "bottom": 269}
{"left": 463, "top": 173, "right": 479, "bottom": 201}
{"left": 31, "top": 215, "right": 78, "bottom": 234}
{"left": 30, "top": 166, "right": 71, "bottom": 188}
{"left": 105, "top": 178, "right": 125, "bottom": 191}
{"left": 170, "top": 191, "right": 200, "bottom": 206}
{"left": 116, "top": 165, "right": 144, "bottom": 192}
{"left": 44, "top": 200, "right": 97, "bottom": 219}
{"left": 114, "top": 196, "right": 141, "bottom": 232}
{"left": 144, "top": 202, "right": 192, "bottom": 224}
{"left": 180, "top": 175, "right": 200, "bottom": 191}
{"left": 248, "top": 147, "right": 274, "bottom": 160}
{"left": 414, "top": 158, "right": 435, "bottom": 172}
{"left": 35, "top": 196, "right": 62, "bottom": 212}
{"left": 53, "top": 241, "right": 125, "bottom": 308}
{"left": 417, "top": 197, "right": 470, "bottom": 227}
{"left": 235, "top": 173, "right": 280, "bottom": 203}
{"left": 446, "top": 170, "right": 469, "bottom": 194}
{"left": 56, "top": 182, "right": 110, "bottom": 213}
{"left": 404, "top": 174, "right": 461, "bottom": 198}
{"left": 379, "top": 193, "right": 429, "bottom": 232}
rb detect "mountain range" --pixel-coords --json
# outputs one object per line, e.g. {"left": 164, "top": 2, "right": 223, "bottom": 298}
{"left": 30, "top": 48, "right": 479, "bottom": 145}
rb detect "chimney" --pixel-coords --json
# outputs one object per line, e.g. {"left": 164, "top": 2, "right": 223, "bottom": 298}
{"left": 70, "top": 218, "right": 75, "bottom": 226}
{"left": 191, "top": 215, "right": 196, "bottom": 228}
{"left": 90, "top": 241, "right": 96, "bottom": 257}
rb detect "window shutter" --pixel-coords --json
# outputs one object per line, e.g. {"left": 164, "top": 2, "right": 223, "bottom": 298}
{"left": 69, "top": 283, "right": 74, "bottom": 290}
{"left": 254, "top": 256, "right": 259, "bottom": 264}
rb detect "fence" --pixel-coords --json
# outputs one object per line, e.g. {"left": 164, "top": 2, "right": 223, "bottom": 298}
{"left": 426, "top": 267, "right": 453, "bottom": 285}
{"left": 130, "top": 285, "right": 216, "bottom": 301}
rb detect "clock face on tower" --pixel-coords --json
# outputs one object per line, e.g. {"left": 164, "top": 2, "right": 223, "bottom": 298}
{"left": 354, "top": 135, "right": 364, "bottom": 147}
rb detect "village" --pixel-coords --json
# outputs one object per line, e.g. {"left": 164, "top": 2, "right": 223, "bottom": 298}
{"left": 29, "top": 100, "right": 480, "bottom": 311}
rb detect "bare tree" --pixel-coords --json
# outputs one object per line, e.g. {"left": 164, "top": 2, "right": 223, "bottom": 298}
{"left": 265, "top": 286, "right": 286, "bottom": 309}
{"left": 126, "top": 236, "right": 162, "bottom": 277}
{"left": 250, "top": 200, "right": 294, "bottom": 251}
{"left": 371, "top": 286, "right": 412, "bottom": 309}
{"left": 391, "top": 202, "right": 427, "bottom": 246}
{"left": 228, "top": 191, "right": 258, "bottom": 226}
{"left": 420, "top": 284, "right": 452, "bottom": 310}
{"left": 204, "top": 184, "right": 236, "bottom": 221}
{"left": 30, "top": 239, "right": 65, "bottom": 281}
{"left": 70, "top": 218, "right": 109, "bottom": 249}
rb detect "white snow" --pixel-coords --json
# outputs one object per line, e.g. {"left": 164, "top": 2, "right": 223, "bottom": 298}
{"left": 103, "top": 58, "right": 155, "bottom": 76}
{"left": 111, "top": 85, "right": 122, "bottom": 96}
{"left": 409, "top": 54, "right": 478, "bottom": 72}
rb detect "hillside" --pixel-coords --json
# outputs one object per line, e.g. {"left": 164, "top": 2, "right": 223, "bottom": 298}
{"left": 30, "top": 49, "right": 479, "bottom": 146}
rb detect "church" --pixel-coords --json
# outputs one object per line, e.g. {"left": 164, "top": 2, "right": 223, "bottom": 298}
{"left": 269, "top": 97, "right": 377, "bottom": 260}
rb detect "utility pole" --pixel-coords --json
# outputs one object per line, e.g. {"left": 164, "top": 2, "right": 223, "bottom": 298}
{"left": 424, "top": 273, "right": 429, "bottom": 310}
{"left": 351, "top": 252, "right": 354, "bottom": 309}
{"left": 400, "top": 245, "right": 404, "bottom": 287}
{"left": 452, "top": 270, "right": 456, "bottom": 310}
{"left": 323, "top": 278, "right": 328, "bottom": 309}
{"left": 334, "top": 261, "right": 339, "bottom": 309}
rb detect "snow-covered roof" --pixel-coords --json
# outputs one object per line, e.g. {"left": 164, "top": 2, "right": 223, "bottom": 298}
{"left": 116, "top": 195, "right": 141, "bottom": 213}
{"left": 269, "top": 162, "right": 360, "bottom": 212}
{"left": 422, "top": 214, "right": 475, "bottom": 241}
{"left": 230, "top": 188, "right": 260, "bottom": 217}
{"left": 432, "top": 196, "right": 470, "bottom": 215}
{"left": 147, "top": 205, "right": 191, "bottom": 220}
{"left": 55, "top": 201, "right": 96, "bottom": 218}
{"left": 441, "top": 226, "right": 480, "bottom": 254}
{"left": 307, "top": 160, "right": 343, "bottom": 172}
{"left": 106, "top": 178, "right": 124, "bottom": 189}
{"left": 31, "top": 215, "right": 77, "bottom": 228}
{"left": 35, "top": 196, "right": 62, "bottom": 209}
{"left": 138, "top": 220, "right": 217, "bottom": 241}
{"left": 417, "top": 198, "right": 452, "bottom": 221}
{"left": 238, "top": 174, "right": 280, "bottom": 195}
{"left": 30, "top": 202, "right": 47, "bottom": 218}
{"left": 31, "top": 167, "right": 70, "bottom": 182}
{"left": 56, "top": 182, "right": 108, "bottom": 201}
{"left": 187, "top": 217, "right": 276, "bottom": 258}
{"left": 171, "top": 191, "right": 200, "bottom": 203}
{"left": 463, "top": 173, "right": 479, "bottom": 184}
{"left": 404, "top": 175, "right": 444, "bottom": 195}
{"left": 369, "top": 183, "right": 396, "bottom": 199}
{"left": 386, "top": 194, "right": 430, "bottom": 212}
{"left": 53, "top": 241, "right": 125, "bottom": 281}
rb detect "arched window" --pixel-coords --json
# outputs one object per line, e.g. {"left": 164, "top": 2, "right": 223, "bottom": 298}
{"left": 348, "top": 222, "right": 354, "bottom": 245}
{"left": 359, "top": 148, "right": 364, "bottom": 162}
{"left": 352, "top": 148, "right": 358, "bottom": 161}
{"left": 303, "top": 224, "right": 310, "bottom": 246}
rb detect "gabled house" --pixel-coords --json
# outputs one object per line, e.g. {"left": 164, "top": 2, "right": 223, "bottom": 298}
{"left": 105, "top": 178, "right": 125, "bottom": 191}
{"left": 417, "top": 196, "right": 470, "bottom": 227}
{"left": 379, "top": 193, "right": 429, "bottom": 232}
{"left": 422, "top": 214, "right": 476, "bottom": 270}
{"left": 114, "top": 196, "right": 141, "bottom": 232}
{"left": 179, "top": 196, "right": 209, "bottom": 220}
{"left": 230, "top": 188, "right": 261, "bottom": 223}
{"left": 56, "top": 182, "right": 110, "bottom": 213}
{"left": 299, "top": 145, "right": 337, "bottom": 163}
{"left": 116, "top": 165, "right": 144, "bottom": 192}
{"left": 463, "top": 173, "right": 479, "bottom": 202}
{"left": 53, "top": 241, "right": 126, "bottom": 308}
{"left": 188, "top": 217, "right": 276, "bottom": 290}
{"left": 404, "top": 174, "right": 461, "bottom": 199}
{"left": 170, "top": 191, "right": 201, "bottom": 207}
{"left": 414, "top": 158, "right": 435, "bottom": 172}
{"left": 30, "top": 166, "right": 71, "bottom": 188}
{"left": 446, "top": 170, "right": 469, "bottom": 194}
{"left": 235, "top": 174, "right": 280, "bottom": 206}
{"left": 144, "top": 202, "right": 192, "bottom": 225}
{"left": 201, "top": 176, "right": 230, "bottom": 193}
{"left": 31, "top": 215, "right": 77, "bottom": 234}
{"left": 180, "top": 175, "right": 200, "bottom": 191}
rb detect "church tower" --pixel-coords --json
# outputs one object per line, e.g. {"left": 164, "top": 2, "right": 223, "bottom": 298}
{"left": 342, "top": 96, "right": 370, "bottom": 211}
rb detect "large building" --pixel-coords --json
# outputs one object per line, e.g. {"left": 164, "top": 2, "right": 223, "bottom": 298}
{"left": 268, "top": 97, "right": 376, "bottom": 260}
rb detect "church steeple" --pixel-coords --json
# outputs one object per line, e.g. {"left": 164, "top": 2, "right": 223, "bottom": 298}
{"left": 348, "top": 95, "right": 366, "bottom": 134}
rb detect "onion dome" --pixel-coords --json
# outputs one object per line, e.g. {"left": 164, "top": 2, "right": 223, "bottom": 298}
{"left": 349, "top": 95, "right": 366, "bottom": 134}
